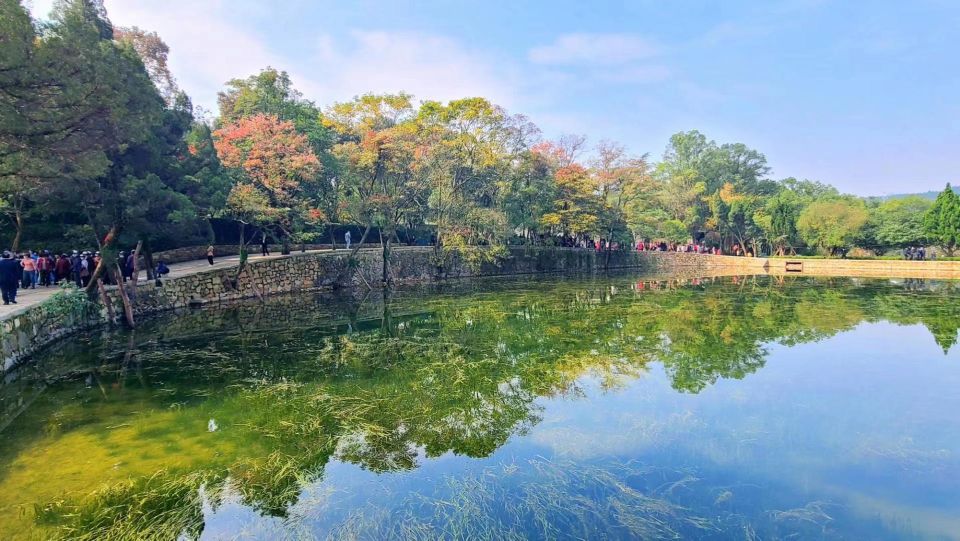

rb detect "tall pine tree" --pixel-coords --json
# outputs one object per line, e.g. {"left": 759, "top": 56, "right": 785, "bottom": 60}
{"left": 923, "top": 184, "right": 960, "bottom": 256}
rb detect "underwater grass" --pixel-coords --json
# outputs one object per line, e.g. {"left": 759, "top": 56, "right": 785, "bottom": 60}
{"left": 3, "top": 276, "right": 959, "bottom": 539}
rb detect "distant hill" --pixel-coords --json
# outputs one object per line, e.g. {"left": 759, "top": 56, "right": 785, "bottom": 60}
{"left": 870, "top": 185, "right": 959, "bottom": 201}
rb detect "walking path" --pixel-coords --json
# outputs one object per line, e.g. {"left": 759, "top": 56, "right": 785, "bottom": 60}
{"left": 0, "top": 247, "right": 380, "bottom": 320}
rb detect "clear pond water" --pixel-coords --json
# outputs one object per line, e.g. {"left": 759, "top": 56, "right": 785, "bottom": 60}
{"left": 1, "top": 275, "right": 959, "bottom": 540}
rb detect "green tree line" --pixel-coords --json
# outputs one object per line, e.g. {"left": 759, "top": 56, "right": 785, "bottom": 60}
{"left": 3, "top": 0, "right": 959, "bottom": 276}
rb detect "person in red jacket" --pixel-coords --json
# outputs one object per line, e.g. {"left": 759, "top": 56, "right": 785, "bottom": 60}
{"left": 55, "top": 254, "right": 71, "bottom": 284}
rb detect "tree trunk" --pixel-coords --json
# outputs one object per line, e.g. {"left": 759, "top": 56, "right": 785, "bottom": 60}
{"left": 97, "top": 278, "right": 115, "bottom": 324}
{"left": 114, "top": 264, "right": 136, "bottom": 328}
{"left": 85, "top": 225, "right": 119, "bottom": 296}
{"left": 348, "top": 223, "right": 372, "bottom": 261}
{"left": 142, "top": 240, "right": 156, "bottom": 280}
{"left": 131, "top": 241, "right": 142, "bottom": 285}
{"left": 381, "top": 229, "right": 392, "bottom": 284}
{"left": 10, "top": 210, "right": 23, "bottom": 253}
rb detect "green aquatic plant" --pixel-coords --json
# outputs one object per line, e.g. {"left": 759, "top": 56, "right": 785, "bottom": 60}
{"left": 2, "top": 275, "right": 960, "bottom": 538}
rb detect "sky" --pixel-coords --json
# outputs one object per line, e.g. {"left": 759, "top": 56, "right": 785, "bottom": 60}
{"left": 26, "top": 0, "right": 960, "bottom": 196}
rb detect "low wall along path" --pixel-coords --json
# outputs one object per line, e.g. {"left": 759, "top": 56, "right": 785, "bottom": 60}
{"left": 4, "top": 247, "right": 960, "bottom": 373}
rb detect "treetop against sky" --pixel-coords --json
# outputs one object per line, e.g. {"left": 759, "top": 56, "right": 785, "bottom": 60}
{"left": 27, "top": 0, "right": 959, "bottom": 196}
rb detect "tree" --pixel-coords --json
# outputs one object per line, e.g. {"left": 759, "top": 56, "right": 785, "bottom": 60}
{"left": 113, "top": 26, "right": 178, "bottom": 103}
{"left": 755, "top": 188, "right": 803, "bottom": 255}
{"left": 416, "top": 97, "right": 514, "bottom": 267}
{"left": 923, "top": 184, "right": 960, "bottom": 256}
{"left": 540, "top": 163, "right": 599, "bottom": 241}
{"left": 654, "top": 131, "right": 722, "bottom": 238}
{"left": 499, "top": 148, "right": 555, "bottom": 243}
{"left": 0, "top": 0, "right": 116, "bottom": 250}
{"left": 797, "top": 199, "right": 869, "bottom": 255}
{"left": 592, "top": 140, "right": 651, "bottom": 259}
{"left": 864, "top": 196, "right": 932, "bottom": 252}
{"left": 707, "top": 182, "right": 763, "bottom": 254}
{"left": 324, "top": 93, "right": 426, "bottom": 281}
{"left": 213, "top": 114, "right": 323, "bottom": 258}
{"left": 35, "top": 0, "right": 201, "bottom": 300}
{"left": 218, "top": 68, "right": 336, "bottom": 226}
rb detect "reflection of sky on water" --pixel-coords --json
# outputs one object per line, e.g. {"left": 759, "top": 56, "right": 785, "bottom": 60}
{"left": 195, "top": 320, "right": 960, "bottom": 539}
{"left": 5, "top": 276, "right": 960, "bottom": 539}
{"left": 523, "top": 321, "right": 960, "bottom": 536}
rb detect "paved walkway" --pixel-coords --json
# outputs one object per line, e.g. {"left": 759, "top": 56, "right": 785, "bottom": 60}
{"left": 0, "top": 247, "right": 382, "bottom": 320}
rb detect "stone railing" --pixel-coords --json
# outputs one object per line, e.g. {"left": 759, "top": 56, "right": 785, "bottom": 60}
{"left": 149, "top": 243, "right": 342, "bottom": 265}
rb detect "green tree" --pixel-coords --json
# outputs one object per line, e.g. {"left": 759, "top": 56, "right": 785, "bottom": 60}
{"left": 864, "top": 196, "right": 932, "bottom": 253}
{"left": 416, "top": 97, "right": 515, "bottom": 266}
{"left": 498, "top": 148, "right": 556, "bottom": 243}
{"left": 755, "top": 188, "right": 803, "bottom": 255}
{"left": 923, "top": 184, "right": 960, "bottom": 256}
{"left": 797, "top": 198, "right": 869, "bottom": 255}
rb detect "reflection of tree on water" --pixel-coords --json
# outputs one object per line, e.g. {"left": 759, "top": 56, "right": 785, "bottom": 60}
{"left": 3, "top": 276, "right": 960, "bottom": 539}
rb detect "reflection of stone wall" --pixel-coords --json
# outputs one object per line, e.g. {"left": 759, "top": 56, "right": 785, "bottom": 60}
{"left": 1, "top": 302, "right": 102, "bottom": 374}
{"left": 6, "top": 248, "right": 960, "bottom": 372}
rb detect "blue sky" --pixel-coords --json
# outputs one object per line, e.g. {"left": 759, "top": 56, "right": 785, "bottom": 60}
{"left": 28, "top": 0, "right": 960, "bottom": 196}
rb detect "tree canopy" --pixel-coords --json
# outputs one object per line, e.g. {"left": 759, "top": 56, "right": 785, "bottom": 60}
{"left": 1, "top": 0, "right": 955, "bottom": 264}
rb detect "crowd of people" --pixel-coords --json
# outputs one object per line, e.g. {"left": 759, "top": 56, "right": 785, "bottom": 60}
{"left": 635, "top": 240, "right": 728, "bottom": 255}
{"left": 0, "top": 249, "right": 157, "bottom": 306}
{"left": 903, "top": 246, "right": 932, "bottom": 260}
{"left": 551, "top": 236, "right": 737, "bottom": 256}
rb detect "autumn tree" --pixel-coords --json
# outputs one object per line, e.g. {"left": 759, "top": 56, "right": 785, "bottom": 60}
{"left": 540, "top": 162, "right": 599, "bottom": 242}
{"left": 324, "top": 93, "right": 425, "bottom": 282}
{"left": 214, "top": 114, "right": 323, "bottom": 259}
{"left": 592, "top": 140, "right": 651, "bottom": 255}
{"left": 218, "top": 68, "right": 336, "bottom": 230}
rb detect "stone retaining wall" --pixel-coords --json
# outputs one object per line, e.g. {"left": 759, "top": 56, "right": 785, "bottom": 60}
{"left": 5, "top": 249, "right": 960, "bottom": 373}
{"left": 763, "top": 257, "right": 960, "bottom": 278}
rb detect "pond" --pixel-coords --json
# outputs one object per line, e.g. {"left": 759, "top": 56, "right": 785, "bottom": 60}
{"left": 1, "top": 274, "right": 959, "bottom": 540}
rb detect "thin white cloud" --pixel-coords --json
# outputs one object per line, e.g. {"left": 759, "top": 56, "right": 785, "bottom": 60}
{"left": 103, "top": 0, "right": 291, "bottom": 113}
{"left": 28, "top": 1, "right": 518, "bottom": 113}
{"left": 529, "top": 33, "right": 660, "bottom": 65}
{"left": 308, "top": 30, "right": 518, "bottom": 107}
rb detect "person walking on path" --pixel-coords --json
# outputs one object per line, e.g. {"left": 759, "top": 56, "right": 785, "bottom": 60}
{"left": 0, "top": 252, "right": 21, "bottom": 305}
{"left": 125, "top": 251, "right": 137, "bottom": 282}
{"left": 118, "top": 251, "right": 129, "bottom": 282}
{"left": 260, "top": 233, "right": 270, "bottom": 257}
{"left": 71, "top": 251, "right": 82, "bottom": 287}
{"left": 20, "top": 253, "right": 37, "bottom": 289}
{"left": 37, "top": 252, "right": 50, "bottom": 287}
{"left": 55, "top": 253, "right": 71, "bottom": 284}
{"left": 79, "top": 252, "right": 92, "bottom": 287}
{"left": 345, "top": 230, "right": 352, "bottom": 250}
{"left": 207, "top": 245, "right": 215, "bottom": 265}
